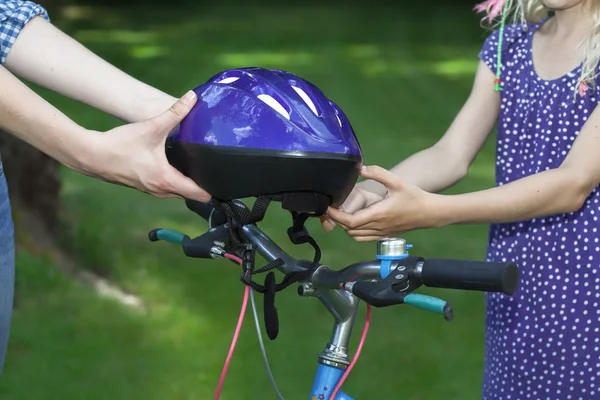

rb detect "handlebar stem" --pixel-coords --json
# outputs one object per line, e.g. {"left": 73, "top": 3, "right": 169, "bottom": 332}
{"left": 309, "top": 263, "right": 381, "bottom": 368}
{"left": 315, "top": 289, "right": 359, "bottom": 368}
{"left": 315, "top": 285, "right": 357, "bottom": 324}
{"left": 242, "top": 223, "right": 362, "bottom": 367}
{"left": 319, "top": 315, "right": 357, "bottom": 368}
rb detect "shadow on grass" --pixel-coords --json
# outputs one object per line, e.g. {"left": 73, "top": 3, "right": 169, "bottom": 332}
{"left": 2, "top": 252, "right": 255, "bottom": 400}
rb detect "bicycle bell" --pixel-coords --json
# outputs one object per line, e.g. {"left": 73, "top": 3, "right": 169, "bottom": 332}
{"left": 376, "top": 238, "right": 412, "bottom": 278}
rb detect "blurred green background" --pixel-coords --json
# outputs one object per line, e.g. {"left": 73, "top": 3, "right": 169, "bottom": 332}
{"left": 0, "top": 1, "right": 499, "bottom": 399}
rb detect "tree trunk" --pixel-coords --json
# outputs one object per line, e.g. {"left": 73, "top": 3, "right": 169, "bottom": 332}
{"left": 0, "top": 132, "right": 61, "bottom": 230}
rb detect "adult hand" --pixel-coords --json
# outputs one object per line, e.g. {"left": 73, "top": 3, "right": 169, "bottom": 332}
{"left": 83, "top": 90, "right": 211, "bottom": 202}
{"left": 325, "top": 165, "right": 439, "bottom": 241}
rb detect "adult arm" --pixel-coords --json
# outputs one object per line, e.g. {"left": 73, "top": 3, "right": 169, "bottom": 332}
{"left": 0, "top": 63, "right": 209, "bottom": 201}
{"left": 4, "top": 10, "right": 176, "bottom": 123}
{"left": 0, "top": 63, "right": 89, "bottom": 171}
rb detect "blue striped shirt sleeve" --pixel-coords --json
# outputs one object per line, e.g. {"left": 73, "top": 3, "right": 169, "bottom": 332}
{"left": 0, "top": 1, "right": 49, "bottom": 65}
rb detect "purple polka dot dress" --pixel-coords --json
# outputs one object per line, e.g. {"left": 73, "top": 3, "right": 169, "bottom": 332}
{"left": 479, "top": 18, "right": 600, "bottom": 399}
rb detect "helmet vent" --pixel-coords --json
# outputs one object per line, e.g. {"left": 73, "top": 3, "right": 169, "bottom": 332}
{"left": 291, "top": 86, "right": 318, "bottom": 116}
{"left": 257, "top": 94, "right": 291, "bottom": 120}
{"left": 217, "top": 76, "right": 240, "bottom": 84}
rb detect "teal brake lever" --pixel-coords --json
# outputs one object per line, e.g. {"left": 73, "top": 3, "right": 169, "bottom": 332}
{"left": 403, "top": 293, "right": 453, "bottom": 321}
{"left": 348, "top": 281, "right": 454, "bottom": 322}
{"left": 148, "top": 228, "right": 188, "bottom": 245}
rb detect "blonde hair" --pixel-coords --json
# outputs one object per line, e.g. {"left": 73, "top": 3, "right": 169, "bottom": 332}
{"left": 477, "top": 0, "right": 600, "bottom": 97}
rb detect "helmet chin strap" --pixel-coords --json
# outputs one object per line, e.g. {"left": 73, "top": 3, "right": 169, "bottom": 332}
{"left": 212, "top": 194, "right": 329, "bottom": 341}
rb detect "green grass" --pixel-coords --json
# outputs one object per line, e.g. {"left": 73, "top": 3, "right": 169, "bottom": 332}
{"left": 0, "top": 3, "right": 498, "bottom": 399}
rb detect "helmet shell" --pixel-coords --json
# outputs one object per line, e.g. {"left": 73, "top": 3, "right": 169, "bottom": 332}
{"left": 166, "top": 67, "right": 363, "bottom": 208}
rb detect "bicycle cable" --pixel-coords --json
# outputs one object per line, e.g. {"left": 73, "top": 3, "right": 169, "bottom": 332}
{"left": 214, "top": 254, "right": 248, "bottom": 400}
{"left": 328, "top": 303, "right": 372, "bottom": 400}
{"left": 212, "top": 252, "right": 372, "bottom": 400}
{"left": 250, "top": 288, "right": 286, "bottom": 400}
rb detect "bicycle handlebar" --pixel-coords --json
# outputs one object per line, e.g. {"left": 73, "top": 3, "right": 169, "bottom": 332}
{"left": 149, "top": 199, "right": 520, "bottom": 319}
{"left": 148, "top": 199, "right": 520, "bottom": 400}
{"left": 419, "top": 258, "right": 519, "bottom": 295}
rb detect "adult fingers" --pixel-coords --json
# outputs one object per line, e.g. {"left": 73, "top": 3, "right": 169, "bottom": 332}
{"left": 149, "top": 90, "right": 197, "bottom": 137}
{"left": 149, "top": 166, "right": 211, "bottom": 202}
{"left": 168, "top": 174, "right": 211, "bottom": 202}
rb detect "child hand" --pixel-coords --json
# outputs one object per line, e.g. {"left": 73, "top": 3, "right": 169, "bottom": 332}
{"left": 321, "top": 177, "right": 384, "bottom": 232}
{"left": 325, "top": 165, "right": 438, "bottom": 241}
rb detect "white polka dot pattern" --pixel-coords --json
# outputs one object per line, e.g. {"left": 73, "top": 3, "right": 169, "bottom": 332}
{"left": 478, "top": 19, "right": 600, "bottom": 400}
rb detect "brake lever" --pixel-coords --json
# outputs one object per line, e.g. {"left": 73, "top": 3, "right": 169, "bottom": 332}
{"left": 148, "top": 224, "right": 234, "bottom": 259}
{"left": 344, "top": 273, "right": 453, "bottom": 321}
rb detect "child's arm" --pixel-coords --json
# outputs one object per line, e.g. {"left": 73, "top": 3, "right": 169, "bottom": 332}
{"left": 5, "top": 16, "right": 177, "bottom": 123}
{"left": 327, "top": 107, "right": 600, "bottom": 240}
{"left": 358, "top": 60, "right": 500, "bottom": 197}
{"left": 431, "top": 111, "right": 600, "bottom": 225}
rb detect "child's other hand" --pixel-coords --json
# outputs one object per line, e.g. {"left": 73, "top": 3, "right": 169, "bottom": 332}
{"left": 320, "top": 179, "right": 384, "bottom": 232}
{"left": 325, "top": 165, "right": 437, "bottom": 241}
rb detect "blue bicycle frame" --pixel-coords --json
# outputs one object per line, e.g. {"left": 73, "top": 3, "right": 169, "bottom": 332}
{"left": 310, "top": 364, "right": 353, "bottom": 400}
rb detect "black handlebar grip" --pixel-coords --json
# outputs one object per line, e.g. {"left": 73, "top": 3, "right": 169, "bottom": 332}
{"left": 420, "top": 259, "right": 519, "bottom": 295}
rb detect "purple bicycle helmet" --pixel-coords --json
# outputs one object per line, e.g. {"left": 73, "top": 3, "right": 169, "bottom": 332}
{"left": 166, "top": 67, "right": 363, "bottom": 214}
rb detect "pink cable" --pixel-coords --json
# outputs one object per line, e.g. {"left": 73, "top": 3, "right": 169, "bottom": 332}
{"left": 214, "top": 252, "right": 371, "bottom": 400}
{"left": 214, "top": 255, "right": 248, "bottom": 400}
{"left": 329, "top": 303, "right": 372, "bottom": 400}
{"left": 224, "top": 253, "right": 243, "bottom": 264}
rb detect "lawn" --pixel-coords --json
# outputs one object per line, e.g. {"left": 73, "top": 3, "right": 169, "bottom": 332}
{"left": 0, "top": 3, "right": 498, "bottom": 399}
